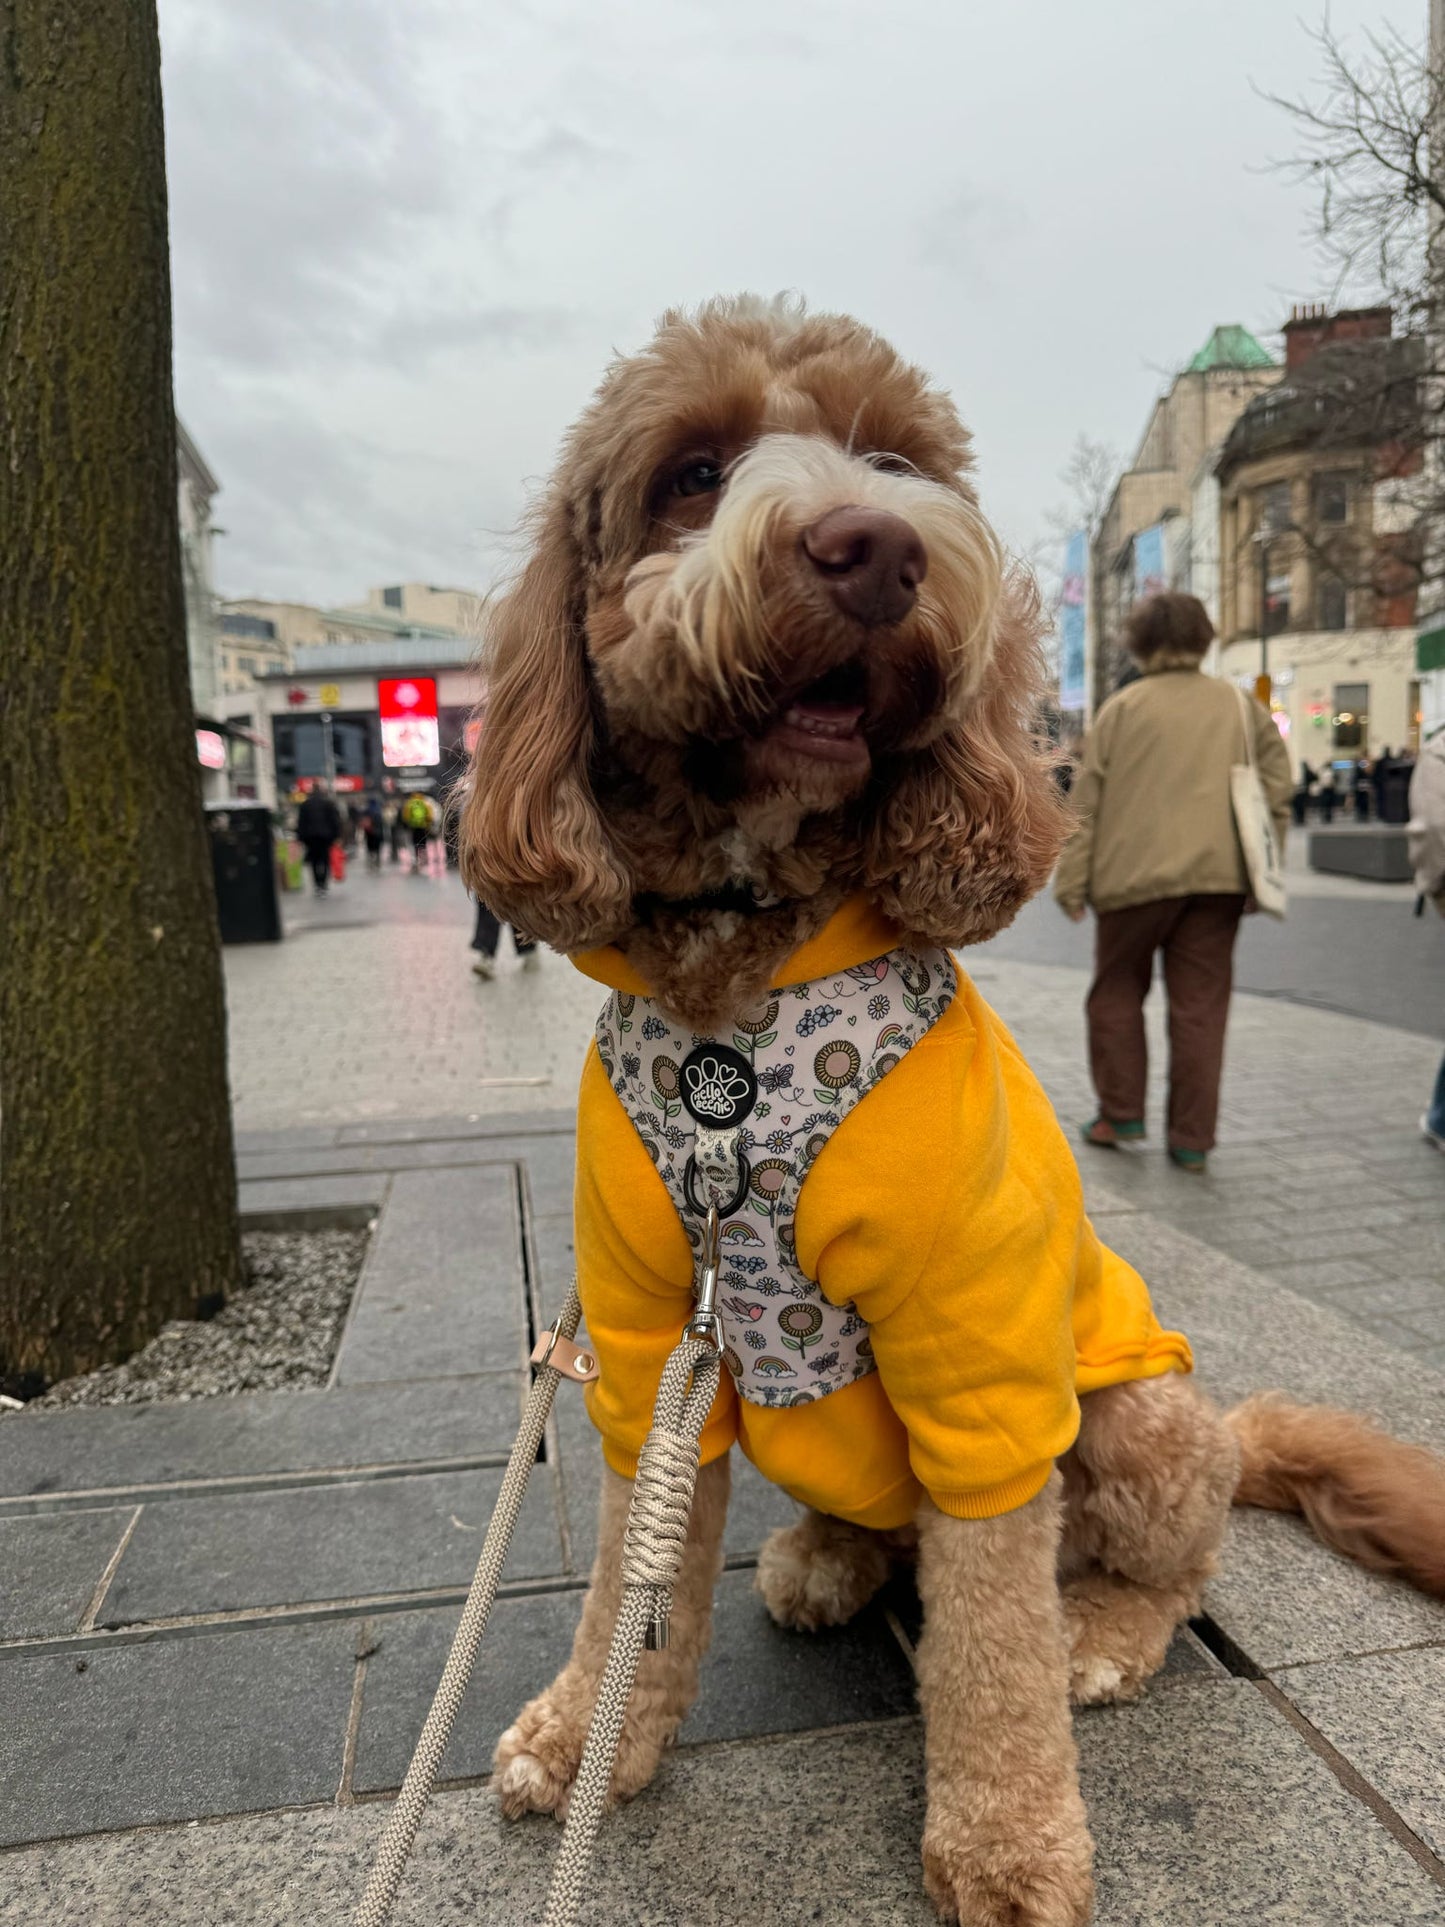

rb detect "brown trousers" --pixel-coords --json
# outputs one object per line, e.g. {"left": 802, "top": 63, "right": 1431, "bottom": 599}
{"left": 1086, "top": 894, "right": 1246, "bottom": 1153}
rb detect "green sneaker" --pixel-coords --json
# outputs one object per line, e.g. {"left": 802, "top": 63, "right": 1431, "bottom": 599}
{"left": 1081, "top": 1118, "right": 1146, "bottom": 1148}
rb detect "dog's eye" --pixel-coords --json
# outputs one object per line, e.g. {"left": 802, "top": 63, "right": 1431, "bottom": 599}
{"left": 671, "top": 457, "right": 723, "bottom": 498}
{"left": 871, "top": 452, "right": 914, "bottom": 476}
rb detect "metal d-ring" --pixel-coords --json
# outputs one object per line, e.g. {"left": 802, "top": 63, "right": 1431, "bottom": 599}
{"left": 682, "top": 1151, "right": 751, "bottom": 1220}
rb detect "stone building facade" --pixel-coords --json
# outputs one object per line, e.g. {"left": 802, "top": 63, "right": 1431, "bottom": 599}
{"left": 1092, "top": 327, "right": 1281, "bottom": 706}
{"left": 1214, "top": 307, "right": 1423, "bottom": 774}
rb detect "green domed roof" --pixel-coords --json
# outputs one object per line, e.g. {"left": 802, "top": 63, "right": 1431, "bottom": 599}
{"left": 1187, "top": 325, "right": 1277, "bottom": 372}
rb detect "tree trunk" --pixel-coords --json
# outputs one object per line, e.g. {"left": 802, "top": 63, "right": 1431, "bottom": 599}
{"left": 0, "top": 0, "right": 244, "bottom": 1384}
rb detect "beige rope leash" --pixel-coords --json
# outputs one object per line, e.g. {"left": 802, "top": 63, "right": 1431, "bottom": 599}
{"left": 354, "top": 1284, "right": 589, "bottom": 1927}
{"left": 542, "top": 1336, "right": 720, "bottom": 1927}
{"left": 353, "top": 1289, "right": 721, "bottom": 1927}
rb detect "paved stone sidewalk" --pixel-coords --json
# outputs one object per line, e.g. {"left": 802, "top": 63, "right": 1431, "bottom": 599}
{"left": 2, "top": 1115, "right": 1443, "bottom": 1924}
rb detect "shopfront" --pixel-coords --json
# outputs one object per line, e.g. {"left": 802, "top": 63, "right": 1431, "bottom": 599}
{"left": 255, "top": 644, "right": 482, "bottom": 808}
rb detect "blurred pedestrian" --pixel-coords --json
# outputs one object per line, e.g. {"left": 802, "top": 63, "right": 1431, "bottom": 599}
{"left": 1353, "top": 756, "right": 1373, "bottom": 823}
{"left": 360, "top": 797, "right": 384, "bottom": 870}
{"left": 470, "top": 901, "right": 539, "bottom": 980}
{"left": 402, "top": 792, "right": 435, "bottom": 874}
{"left": 295, "top": 781, "right": 342, "bottom": 896}
{"left": 1318, "top": 766, "right": 1338, "bottom": 824}
{"left": 384, "top": 796, "right": 403, "bottom": 864}
{"left": 1292, "top": 758, "right": 1317, "bottom": 828}
{"left": 1407, "top": 724, "right": 1445, "bottom": 1152}
{"left": 1372, "top": 748, "right": 1394, "bottom": 823}
{"left": 1054, "top": 592, "right": 1291, "bottom": 1173}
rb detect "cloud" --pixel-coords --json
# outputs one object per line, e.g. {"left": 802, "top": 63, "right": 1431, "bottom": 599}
{"left": 156, "top": 0, "right": 1387, "bottom": 610}
{"left": 917, "top": 189, "right": 1026, "bottom": 279}
{"left": 371, "top": 303, "right": 586, "bottom": 362}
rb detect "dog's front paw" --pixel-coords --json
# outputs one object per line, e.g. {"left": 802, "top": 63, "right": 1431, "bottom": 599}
{"left": 755, "top": 1517, "right": 890, "bottom": 1631}
{"left": 493, "top": 1692, "right": 587, "bottom": 1820}
{"left": 921, "top": 1799, "right": 1094, "bottom": 1926}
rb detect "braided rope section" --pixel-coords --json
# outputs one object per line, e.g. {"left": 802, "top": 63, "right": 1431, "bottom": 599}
{"left": 542, "top": 1337, "right": 721, "bottom": 1927}
{"left": 353, "top": 1284, "right": 584, "bottom": 1927}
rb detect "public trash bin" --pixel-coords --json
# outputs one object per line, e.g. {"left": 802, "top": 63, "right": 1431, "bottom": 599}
{"left": 207, "top": 803, "right": 282, "bottom": 943}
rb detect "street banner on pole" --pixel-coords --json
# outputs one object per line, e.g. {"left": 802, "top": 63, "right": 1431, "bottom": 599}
{"left": 1133, "top": 523, "right": 1166, "bottom": 602}
{"left": 1059, "top": 529, "right": 1088, "bottom": 712}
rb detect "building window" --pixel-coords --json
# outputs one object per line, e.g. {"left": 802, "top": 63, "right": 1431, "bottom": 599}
{"left": 1333, "top": 681, "right": 1369, "bottom": 752}
{"left": 382, "top": 585, "right": 403, "bottom": 610}
{"left": 237, "top": 655, "right": 257, "bottom": 677}
{"left": 1313, "top": 473, "right": 1352, "bottom": 524}
{"left": 221, "top": 612, "right": 277, "bottom": 640}
{"left": 1264, "top": 568, "right": 1291, "bottom": 636}
{"left": 1262, "top": 482, "right": 1291, "bottom": 530}
{"left": 1317, "top": 577, "right": 1348, "bottom": 631}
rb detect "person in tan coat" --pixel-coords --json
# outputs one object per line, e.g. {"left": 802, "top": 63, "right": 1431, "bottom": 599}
{"left": 1054, "top": 592, "right": 1291, "bottom": 1170}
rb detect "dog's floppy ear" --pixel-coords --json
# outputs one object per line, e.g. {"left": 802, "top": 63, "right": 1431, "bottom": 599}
{"left": 862, "top": 568, "right": 1073, "bottom": 947}
{"left": 459, "top": 495, "right": 632, "bottom": 949}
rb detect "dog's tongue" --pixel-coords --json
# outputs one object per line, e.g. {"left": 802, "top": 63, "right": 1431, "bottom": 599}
{"left": 782, "top": 700, "right": 865, "bottom": 741}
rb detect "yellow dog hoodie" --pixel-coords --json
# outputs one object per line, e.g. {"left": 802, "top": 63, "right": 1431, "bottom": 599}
{"left": 570, "top": 896, "right": 1191, "bottom": 1530}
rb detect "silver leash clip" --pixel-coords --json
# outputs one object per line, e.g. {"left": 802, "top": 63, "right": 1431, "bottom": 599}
{"left": 684, "top": 1204, "right": 724, "bottom": 1351}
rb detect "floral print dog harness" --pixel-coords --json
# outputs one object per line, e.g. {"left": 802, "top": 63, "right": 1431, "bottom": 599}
{"left": 594, "top": 945, "right": 956, "bottom": 1408}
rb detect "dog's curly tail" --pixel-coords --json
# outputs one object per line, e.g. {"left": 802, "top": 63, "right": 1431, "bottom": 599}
{"left": 1226, "top": 1394, "right": 1445, "bottom": 1597}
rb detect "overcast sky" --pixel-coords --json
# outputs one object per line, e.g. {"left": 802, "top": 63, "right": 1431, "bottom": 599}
{"left": 158, "top": 0, "right": 1401, "bottom": 610}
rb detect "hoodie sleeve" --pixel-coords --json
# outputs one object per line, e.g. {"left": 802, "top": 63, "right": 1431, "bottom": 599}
{"left": 794, "top": 980, "right": 1189, "bottom": 1520}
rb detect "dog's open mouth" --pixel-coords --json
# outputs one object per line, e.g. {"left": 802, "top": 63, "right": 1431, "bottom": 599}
{"left": 763, "top": 662, "right": 869, "bottom": 769}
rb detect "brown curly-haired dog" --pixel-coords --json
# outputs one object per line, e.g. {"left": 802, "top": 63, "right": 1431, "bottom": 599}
{"left": 461, "top": 296, "right": 1445, "bottom": 1926}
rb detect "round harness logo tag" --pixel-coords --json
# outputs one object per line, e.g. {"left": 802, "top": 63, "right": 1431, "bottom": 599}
{"left": 679, "top": 1043, "right": 757, "bottom": 1127}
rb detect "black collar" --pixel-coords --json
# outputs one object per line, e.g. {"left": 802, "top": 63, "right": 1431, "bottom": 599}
{"left": 632, "top": 883, "right": 784, "bottom": 922}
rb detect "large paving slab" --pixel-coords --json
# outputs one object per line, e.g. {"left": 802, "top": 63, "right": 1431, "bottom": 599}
{"left": 235, "top": 1138, "right": 578, "bottom": 1183}
{"left": 1278, "top": 1646, "right": 1445, "bottom": 1864}
{"left": 96, "top": 1468, "right": 565, "bottom": 1625}
{"left": 1210, "top": 1509, "right": 1445, "bottom": 1671}
{"left": 334, "top": 1166, "right": 528, "bottom": 1385}
{"left": 0, "top": 1507, "right": 135, "bottom": 1640}
{"left": 352, "top": 1568, "right": 915, "bottom": 1795}
{"left": 6, "top": 1681, "right": 1445, "bottom": 1923}
{"left": 351, "top": 1590, "right": 583, "bottom": 1796}
{"left": 237, "top": 1172, "right": 388, "bottom": 1226}
{"left": 0, "top": 1375, "right": 527, "bottom": 1507}
{"left": 0, "top": 1617, "right": 359, "bottom": 1848}
{"left": 1079, "top": 1677, "right": 1445, "bottom": 1924}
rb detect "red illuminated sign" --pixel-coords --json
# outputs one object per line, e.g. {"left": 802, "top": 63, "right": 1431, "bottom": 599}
{"left": 196, "top": 729, "right": 226, "bottom": 770}
{"left": 378, "top": 677, "right": 440, "bottom": 768}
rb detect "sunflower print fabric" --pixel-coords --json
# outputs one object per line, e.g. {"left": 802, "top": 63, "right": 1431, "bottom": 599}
{"left": 595, "top": 946, "right": 956, "bottom": 1408}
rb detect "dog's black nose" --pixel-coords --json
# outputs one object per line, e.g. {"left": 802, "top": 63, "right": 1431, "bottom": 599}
{"left": 801, "top": 506, "right": 927, "bottom": 628}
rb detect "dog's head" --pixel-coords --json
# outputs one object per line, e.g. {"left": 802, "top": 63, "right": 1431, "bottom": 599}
{"left": 461, "top": 296, "right": 1068, "bottom": 976}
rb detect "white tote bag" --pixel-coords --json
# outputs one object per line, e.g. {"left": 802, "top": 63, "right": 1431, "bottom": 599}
{"left": 1230, "top": 687, "right": 1287, "bottom": 920}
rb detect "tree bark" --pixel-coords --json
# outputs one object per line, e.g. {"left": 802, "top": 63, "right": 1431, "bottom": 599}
{"left": 0, "top": 0, "right": 243, "bottom": 1383}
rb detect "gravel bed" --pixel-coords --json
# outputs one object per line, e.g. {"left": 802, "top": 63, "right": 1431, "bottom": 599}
{"left": 27, "top": 1229, "right": 369, "bottom": 1410}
